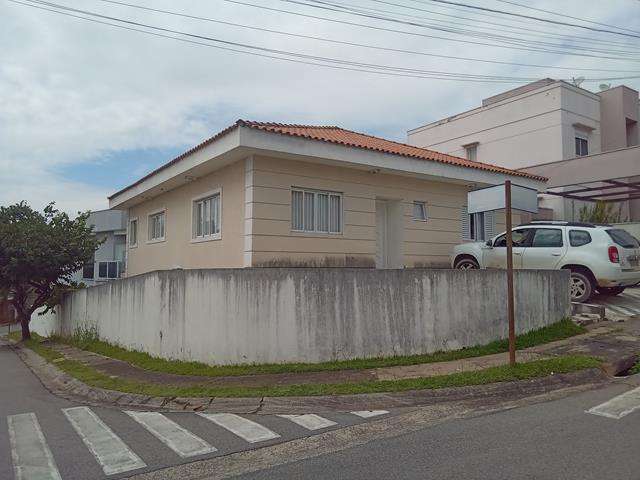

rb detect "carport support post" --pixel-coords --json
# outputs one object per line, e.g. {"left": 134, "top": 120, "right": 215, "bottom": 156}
{"left": 505, "top": 180, "right": 516, "bottom": 366}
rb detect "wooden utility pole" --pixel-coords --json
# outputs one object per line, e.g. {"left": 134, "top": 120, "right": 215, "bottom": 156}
{"left": 505, "top": 180, "right": 516, "bottom": 366}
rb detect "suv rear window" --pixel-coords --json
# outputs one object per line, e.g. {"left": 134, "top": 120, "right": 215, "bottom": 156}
{"left": 569, "top": 230, "right": 592, "bottom": 247}
{"left": 606, "top": 229, "right": 640, "bottom": 249}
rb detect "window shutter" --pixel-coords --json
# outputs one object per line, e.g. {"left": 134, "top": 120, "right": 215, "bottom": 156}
{"left": 484, "top": 210, "right": 495, "bottom": 240}
{"left": 461, "top": 205, "right": 470, "bottom": 241}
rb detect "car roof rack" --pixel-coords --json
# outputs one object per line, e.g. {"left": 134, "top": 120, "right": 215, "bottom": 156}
{"left": 518, "top": 221, "right": 611, "bottom": 228}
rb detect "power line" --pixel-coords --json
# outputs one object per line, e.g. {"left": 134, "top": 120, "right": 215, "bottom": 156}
{"left": 8, "top": 0, "right": 640, "bottom": 83}
{"left": 2, "top": 0, "right": 553, "bottom": 83}
{"left": 491, "top": 0, "right": 640, "bottom": 35}
{"left": 308, "top": 0, "right": 640, "bottom": 57}
{"left": 83, "top": 0, "right": 640, "bottom": 74}
{"left": 219, "top": 0, "right": 640, "bottom": 62}
{"left": 347, "top": 0, "right": 640, "bottom": 49}
{"left": 419, "top": 0, "right": 640, "bottom": 39}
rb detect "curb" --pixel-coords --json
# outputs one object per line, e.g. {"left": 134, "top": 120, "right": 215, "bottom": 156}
{"left": 11, "top": 341, "right": 614, "bottom": 415}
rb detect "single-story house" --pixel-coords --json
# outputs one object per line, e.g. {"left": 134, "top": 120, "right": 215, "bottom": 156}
{"left": 109, "top": 120, "right": 546, "bottom": 275}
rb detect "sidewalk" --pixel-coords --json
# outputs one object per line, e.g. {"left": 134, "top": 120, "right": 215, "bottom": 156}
{"left": 43, "top": 317, "right": 640, "bottom": 389}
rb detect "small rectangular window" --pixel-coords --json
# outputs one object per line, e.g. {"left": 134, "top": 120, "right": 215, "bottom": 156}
{"left": 148, "top": 211, "right": 165, "bottom": 241}
{"left": 413, "top": 201, "right": 427, "bottom": 221}
{"left": 193, "top": 193, "right": 221, "bottom": 239}
{"left": 470, "top": 212, "right": 485, "bottom": 241}
{"left": 569, "top": 230, "right": 592, "bottom": 247}
{"left": 465, "top": 144, "right": 478, "bottom": 161}
{"left": 98, "top": 262, "right": 108, "bottom": 278}
{"left": 291, "top": 188, "right": 342, "bottom": 234}
{"left": 129, "top": 219, "right": 138, "bottom": 247}
{"left": 575, "top": 137, "right": 588, "bottom": 156}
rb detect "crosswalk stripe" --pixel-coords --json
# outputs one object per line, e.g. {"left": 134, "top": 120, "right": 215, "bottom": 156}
{"left": 126, "top": 411, "right": 217, "bottom": 458}
{"left": 604, "top": 303, "right": 638, "bottom": 316}
{"left": 351, "top": 410, "right": 389, "bottom": 418}
{"left": 623, "top": 289, "right": 640, "bottom": 299}
{"left": 587, "top": 386, "right": 640, "bottom": 419}
{"left": 7, "top": 413, "right": 62, "bottom": 480}
{"left": 63, "top": 407, "right": 146, "bottom": 475}
{"left": 197, "top": 413, "right": 280, "bottom": 443}
{"left": 277, "top": 414, "right": 337, "bottom": 431}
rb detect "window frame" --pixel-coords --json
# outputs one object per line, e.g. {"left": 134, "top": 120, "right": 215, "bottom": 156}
{"left": 575, "top": 135, "right": 589, "bottom": 156}
{"left": 129, "top": 217, "right": 138, "bottom": 248}
{"left": 569, "top": 229, "right": 592, "bottom": 247}
{"left": 146, "top": 208, "right": 166, "bottom": 244}
{"left": 464, "top": 142, "right": 478, "bottom": 162}
{"left": 492, "top": 228, "right": 533, "bottom": 248}
{"left": 529, "top": 228, "right": 564, "bottom": 248}
{"left": 412, "top": 201, "right": 428, "bottom": 222}
{"left": 190, "top": 188, "right": 222, "bottom": 243}
{"left": 82, "top": 263, "right": 95, "bottom": 280}
{"left": 291, "top": 187, "right": 343, "bottom": 235}
{"left": 97, "top": 261, "right": 121, "bottom": 279}
{"left": 470, "top": 212, "right": 485, "bottom": 241}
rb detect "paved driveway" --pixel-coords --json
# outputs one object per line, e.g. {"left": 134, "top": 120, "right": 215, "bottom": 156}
{"left": 592, "top": 286, "right": 640, "bottom": 319}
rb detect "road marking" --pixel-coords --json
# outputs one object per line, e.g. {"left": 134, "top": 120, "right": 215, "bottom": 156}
{"left": 604, "top": 303, "right": 638, "bottom": 316}
{"left": 7, "top": 413, "right": 62, "bottom": 480}
{"left": 624, "top": 289, "right": 640, "bottom": 299}
{"left": 126, "top": 411, "right": 216, "bottom": 458}
{"left": 63, "top": 406, "right": 146, "bottom": 475}
{"left": 277, "top": 414, "right": 337, "bottom": 431}
{"left": 351, "top": 410, "right": 389, "bottom": 418}
{"left": 587, "top": 386, "right": 640, "bottom": 419}
{"left": 198, "top": 413, "right": 280, "bottom": 443}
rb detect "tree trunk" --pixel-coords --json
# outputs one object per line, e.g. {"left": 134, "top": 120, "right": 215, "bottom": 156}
{"left": 19, "top": 312, "right": 31, "bottom": 341}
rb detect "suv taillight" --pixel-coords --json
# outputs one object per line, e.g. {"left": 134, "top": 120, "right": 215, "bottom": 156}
{"left": 608, "top": 246, "right": 620, "bottom": 263}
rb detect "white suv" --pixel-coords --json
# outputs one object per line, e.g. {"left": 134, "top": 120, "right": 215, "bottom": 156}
{"left": 451, "top": 221, "right": 640, "bottom": 303}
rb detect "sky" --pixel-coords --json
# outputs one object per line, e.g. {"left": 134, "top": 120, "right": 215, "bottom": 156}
{"left": 1, "top": 0, "right": 640, "bottom": 214}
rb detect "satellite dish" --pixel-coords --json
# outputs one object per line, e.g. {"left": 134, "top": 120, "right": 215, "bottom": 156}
{"left": 599, "top": 83, "right": 611, "bottom": 91}
{"left": 571, "top": 76, "right": 585, "bottom": 87}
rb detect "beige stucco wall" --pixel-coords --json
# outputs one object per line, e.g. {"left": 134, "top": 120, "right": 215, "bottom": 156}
{"left": 125, "top": 155, "right": 519, "bottom": 275}
{"left": 247, "top": 155, "right": 513, "bottom": 268}
{"left": 125, "top": 160, "right": 245, "bottom": 276}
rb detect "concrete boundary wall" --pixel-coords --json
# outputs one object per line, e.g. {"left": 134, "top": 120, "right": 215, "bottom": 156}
{"left": 36, "top": 268, "right": 570, "bottom": 365}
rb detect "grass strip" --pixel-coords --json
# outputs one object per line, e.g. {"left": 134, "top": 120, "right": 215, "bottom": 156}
{"left": 50, "top": 318, "right": 585, "bottom": 377}
{"left": 18, "top": 338, "right": 600, "bottom": 397}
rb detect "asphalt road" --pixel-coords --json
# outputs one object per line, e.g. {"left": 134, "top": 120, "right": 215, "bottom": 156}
{"left": 0, "top": 340, "right": 390, "bottom": 480}
{"left": 234, "top": 380, "right": 640, "bottom": 480}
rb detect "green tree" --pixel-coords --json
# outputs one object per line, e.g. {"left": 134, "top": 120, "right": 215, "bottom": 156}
{"left": 578, "top": 201, "right": 625, "bottom": 224}
{"left": 0, "top": 202, "right": 100, "bottom": 340}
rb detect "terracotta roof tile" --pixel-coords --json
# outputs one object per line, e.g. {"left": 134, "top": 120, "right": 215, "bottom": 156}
{"left": 109, "top": 119, "right": 546, "bottom": 200}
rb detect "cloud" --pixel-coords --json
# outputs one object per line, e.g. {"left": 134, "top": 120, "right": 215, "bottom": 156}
{"left": 1, "top": 0, "right": 638, "bottom": 213}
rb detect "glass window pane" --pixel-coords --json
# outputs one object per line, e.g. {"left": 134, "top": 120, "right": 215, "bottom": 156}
{"left": 317, "top": 194, "right": 329, "bottom": 232}
{"left": 212, "top": 195, "right": 220, "bottom": 234}
{"left": 532, "top": 228, "right": 563, "bottom": 247}
{"left": 413, "top": 202, "right": 427, "bottom": 221}
{"left": 329, "top": 195, "right": 341, "bottom": 233}
{"left": 107, "top": 261, "right": 118, "bottom": 279}
{"left": 292, "top": 191, "right": 303, "bottom": 230}
{"left": 304, "top": 192, "right": 315, "bottom": 231}
{"left": 98, "top": 262, "right": 108, "bottom": 278}
{"left": 82, "top": 263, "right": 94, "bottom": 280}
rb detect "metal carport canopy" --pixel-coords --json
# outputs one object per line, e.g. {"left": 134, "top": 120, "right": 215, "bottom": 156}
{"left": 519, "top": 146, "right": 640, "bottom": 203}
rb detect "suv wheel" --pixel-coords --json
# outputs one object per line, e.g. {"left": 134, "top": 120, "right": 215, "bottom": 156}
{"left": 598, "top": 286, "right": 626, "bottom": 296}
{"left": 569, "top": 270, "right": 594, "bottom": 303}
{"left": 455, "top": 257, "right": 479, "bottom": 270}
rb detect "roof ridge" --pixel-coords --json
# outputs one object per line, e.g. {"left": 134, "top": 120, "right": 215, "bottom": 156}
{"left": 240, "top": 119, "right": 341, "bottom": 130}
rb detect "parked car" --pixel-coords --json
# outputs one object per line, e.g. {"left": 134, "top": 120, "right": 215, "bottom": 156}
{"left": 452, "top": 221, "right": 640, "bottom": 303}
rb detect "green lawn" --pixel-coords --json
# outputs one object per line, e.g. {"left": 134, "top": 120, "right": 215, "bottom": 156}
{"left": 50, "top": 318, "right": 585, "bottom": 377}
{"left": 18, "top": 338, "right": 600, "bottom": 397}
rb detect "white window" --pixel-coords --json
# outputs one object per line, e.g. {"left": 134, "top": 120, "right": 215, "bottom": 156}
{"left": 464, "top": 143, "right": 478, "bottom": 161}
{"left": 98, "top": 261, "right": 121, "bottom": 279}
{"left": 413, "top": 201, "right": 427, "bottom": 221}
{"left": 129, "top": 218, "right": 138, "bottom": 247}
{"left": 462, "top": 206, "right": 495, "bottom": 241}
{"left": 575, "top": 136, "right": 588, "bottom": 156}
{"left": 148, "top": 211, "right": 165, "bottom": 242}
{"left": 292, "top": 188, "right": 342, "bottom": 234}
{"left": 192, "top": 193, "right": 221, "bottom": 240}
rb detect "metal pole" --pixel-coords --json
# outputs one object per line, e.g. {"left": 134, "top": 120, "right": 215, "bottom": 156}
{"left": 505, "top": 180, "right": 516, "bottom": 367}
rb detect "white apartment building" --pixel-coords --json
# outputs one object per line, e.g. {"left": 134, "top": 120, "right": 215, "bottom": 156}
{"left": 408, "top": 79, "right": 640, "bottom": 222}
